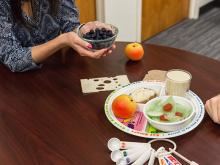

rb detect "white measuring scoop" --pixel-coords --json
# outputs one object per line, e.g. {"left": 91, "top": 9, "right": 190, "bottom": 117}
{"left": 148, "top": 149, "right": 156, "bottom": 165}
{"left": 131, "top": 147, "right": 152, "bottom": 165}
{"left": 111, "top": 147, "right": 147, "bottom": 162}
{"left": 108, "top": 138, "right": 149, "bottom": 151}
{"left": 116, "top": 149, "right": 146, "bottom": 165}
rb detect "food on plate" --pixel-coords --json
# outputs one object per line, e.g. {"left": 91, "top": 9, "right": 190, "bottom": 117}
{"left": 124, "top": 43, "right": 144, "bottom": 61}
{"left": 130, "top": 88, "right": 157, "bottom": 103}
{"left": 147, "top": 125, "right": 158, "bottom": 133}
{"left": 83, "top": 28, "right": 113, "bottom": 40}
{"left": 145, "top": 96, "right": 192, "bottom": 123}
{"left": 112, "top": 94, "right": 137, "bottom": 119}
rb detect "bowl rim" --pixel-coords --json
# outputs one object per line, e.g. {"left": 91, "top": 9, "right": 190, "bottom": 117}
{"left": 143, "top": 95, "right": 195, "bottom": 126}
{"left": 76, "top": 23, "right": 119, "bottom": 43}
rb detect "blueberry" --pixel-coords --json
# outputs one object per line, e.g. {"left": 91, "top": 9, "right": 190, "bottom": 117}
{"left": 102, "top": 34, "right": 107, "bottom": 39}
{"left": 95, "top": 28, "right": 100, "bottom": 33}
{"left": 83, "top": 33, "right": 90, "bottom": 39}
{"left": 107, "top": 30, "right": 113, "bottom": 37}
{"left": 83, "top": 27, "right": 114, "bottom": 40}
{"left": 99, "top": 30, "right": 104, "bottom": 35}
{"left": 101, "top": 28, "right": 106, "bottom": 32}
{"left": 89, "top": 30, "right": 95, "bottom": 35}
{"left": 106, "top": 30, "right": 111, "bottom": 34}
{"left": 91, "top": 33, "right": 96, "bottom": 38}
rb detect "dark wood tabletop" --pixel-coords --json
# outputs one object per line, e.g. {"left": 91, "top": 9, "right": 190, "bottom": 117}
{"left": 0, "top": 42, "right": 219, "bottom": 165}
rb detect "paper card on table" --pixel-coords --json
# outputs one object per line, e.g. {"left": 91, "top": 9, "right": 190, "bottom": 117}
{"left": 80, "top": 75, "right": 130, "bottom": 93}
{"left": 143, "top": 70, "right": 167, "bottom": 82}
{"left": 158, "top": 150, "right": 182, "bottom": 165}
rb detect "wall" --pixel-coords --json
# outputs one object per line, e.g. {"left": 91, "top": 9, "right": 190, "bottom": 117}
{"left": 189, "top": 0, "right": 214, "bottom": 19}
{"left": 75, "top": 0, "right": 96, "bottom": 23}
{"left": 96, "top": 0, "right": 142, "bottom": 42}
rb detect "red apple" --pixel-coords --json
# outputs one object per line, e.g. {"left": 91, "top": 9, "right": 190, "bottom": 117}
{"left": 112, "top": 94, "right": 137, "bottom": 119}
{"left": 124, "top": 43, "right": 144, "bottom": 61}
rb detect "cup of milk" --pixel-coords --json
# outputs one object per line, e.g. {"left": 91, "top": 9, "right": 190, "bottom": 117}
{"left": 165, "top": 69, "right": 192, "bottom": 96}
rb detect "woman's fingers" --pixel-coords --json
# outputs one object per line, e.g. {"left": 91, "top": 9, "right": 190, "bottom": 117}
{"left": 112, "top": 44, "right": 116, "bottom": 50}
{"left": 91, "top": 49, "right": 108, "bottom": 58}
{"left": 212, "top": 96, "right": 220, "bottom": 124}
{"left": 205, "top": 100, "right": 215, "bottom": 122}
{"left": 75, "top": 36, "right": 92, "bottom": 49}
{"left": 66, "top": 32, "right": 115, "bottom": 58}
{"left": 104, "top": 44, "right": 116, "bottom": 56}
{"left": 68, "top": 32, "right": 92, "bottom": 49}
{"left": 205, "top": 95, "right": 220, "bottom": 124}
{"left": 217, "top": 99, "right": 220, "bottom": 123}
{"left": 107, "top": 49, "right": 112, "bottom": 54}
{"left": 75, "top": 45, "right": 108, "bottom": 58}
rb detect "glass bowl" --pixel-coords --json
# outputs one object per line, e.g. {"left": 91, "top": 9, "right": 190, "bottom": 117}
{"left": 76, "top": 21, "right": 118, "bottom": 50}
{"left": 143, "top": 96, "right": 195, "bottom": 132}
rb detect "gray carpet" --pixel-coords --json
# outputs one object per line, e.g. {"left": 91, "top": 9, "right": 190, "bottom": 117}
{"left": 145, "top": 8, "right": 220, "bottom": 61}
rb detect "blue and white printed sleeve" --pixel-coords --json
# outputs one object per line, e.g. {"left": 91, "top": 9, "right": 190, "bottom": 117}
{"left": 57, "top": 0, "right": 80, "bottom": 33}
{"left": 0, "top": 1, "right": 40, "bottom": 72}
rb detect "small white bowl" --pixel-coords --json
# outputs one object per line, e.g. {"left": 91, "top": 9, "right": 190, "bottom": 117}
{"left": 143, "top": 96, "right": 195, "bottom": 132}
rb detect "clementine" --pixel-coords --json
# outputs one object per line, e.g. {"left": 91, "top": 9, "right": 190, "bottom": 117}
{"left": 112, "top": 94, "right": 137, "bottom": 118}
{"left": 124, "top": 43, "right": 144, "bottom": 61}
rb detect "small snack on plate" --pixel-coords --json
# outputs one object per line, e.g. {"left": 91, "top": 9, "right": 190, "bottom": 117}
{"left": 130, "top": 88, "right": 157, "bottom": 104}
{"left": 112, "top": 94, "right": 137, "bottom": 119}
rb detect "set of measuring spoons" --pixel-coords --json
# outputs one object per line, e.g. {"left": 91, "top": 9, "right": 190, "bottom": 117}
{"left": 107, "top": 138, "right": 199, "bottom": 165}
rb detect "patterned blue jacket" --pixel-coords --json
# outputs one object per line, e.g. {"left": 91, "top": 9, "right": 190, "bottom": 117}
{"left": 0, "top": 0, "right": 80, "bottom": 72}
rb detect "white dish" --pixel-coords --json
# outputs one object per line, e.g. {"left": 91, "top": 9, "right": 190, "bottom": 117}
{"left": 104, "top": 81, "right": 205, "bottom": 138}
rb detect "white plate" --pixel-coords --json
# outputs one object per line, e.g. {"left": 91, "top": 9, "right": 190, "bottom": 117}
{"left": 104, "top": 81, "right": 205, "bottom": 138}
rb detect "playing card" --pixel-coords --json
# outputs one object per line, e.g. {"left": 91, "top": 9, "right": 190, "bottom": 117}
{"left": 80, "top": 75, "right": 130, "bottom": 93}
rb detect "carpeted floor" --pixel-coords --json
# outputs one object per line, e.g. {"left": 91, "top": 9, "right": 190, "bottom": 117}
{"left": 145, "top": 7, "right": 220, "bottom": 61}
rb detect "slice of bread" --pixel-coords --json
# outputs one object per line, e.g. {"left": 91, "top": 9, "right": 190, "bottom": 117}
{"left": 130, "top": 88, "right": 157, "bottom": 103}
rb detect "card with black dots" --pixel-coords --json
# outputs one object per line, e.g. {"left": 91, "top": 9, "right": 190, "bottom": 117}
{"left": 80, "top": 75, "right": 130, "bottom": 94}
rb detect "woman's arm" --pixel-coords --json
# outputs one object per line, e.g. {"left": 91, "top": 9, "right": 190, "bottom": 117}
{"left": 31, "top": 34, "right": 67, "bottom": 63}
{"left": 33, "top": 0, "right": 115, "bottom": 63}
{"left": 0, "top": 1, "right": 40, "bottom": 72}
{"left": 0, "top": 1, "right": 109, "bottom": 72}
{"left": 32, "top": 32, "right": 109, "bottom": 63}
{"left": 0, "top": 1, "right": 113, "bottom": 72}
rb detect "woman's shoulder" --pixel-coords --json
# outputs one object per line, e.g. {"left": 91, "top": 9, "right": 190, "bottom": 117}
{"left": 0, "top": 0, "right": 10, "bottom": 7}
{"left": 0, "top": 0, "right": 13, "bottom": 20}
{"left": 0, "top": 0, "right": 11, "bottom": 12}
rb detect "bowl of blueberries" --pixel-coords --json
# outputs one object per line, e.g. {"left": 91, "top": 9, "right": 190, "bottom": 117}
{"left": 77, "top": 21, "right": 118, "bottom": 50}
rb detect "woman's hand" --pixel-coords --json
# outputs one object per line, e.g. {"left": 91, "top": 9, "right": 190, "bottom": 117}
{"left": 64, "top": 32, "right": 115, "bottom": 59}
{"left": 205, "top": 94, "right": 220, "bottom": 124}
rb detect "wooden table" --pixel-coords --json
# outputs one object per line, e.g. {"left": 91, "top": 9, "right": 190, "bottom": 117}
{"left": 0, "top": 42, "right": 219, "bottom": 165}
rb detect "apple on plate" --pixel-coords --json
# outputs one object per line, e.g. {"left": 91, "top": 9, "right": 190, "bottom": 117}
{"left": 124, "top": 43, "right": 144, "bottom": 61}
{"left": 112, "top": 94, "right": 137, "bottom": 119}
